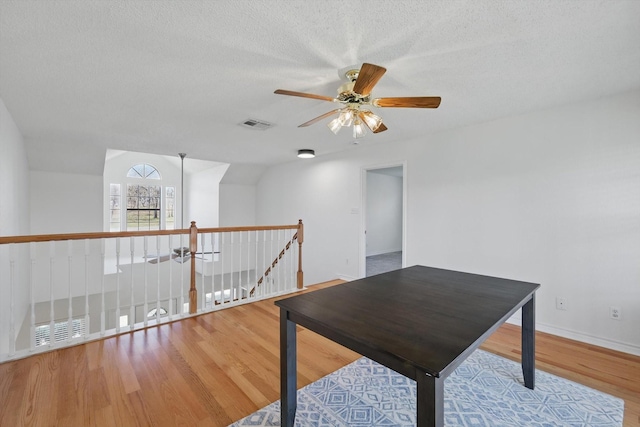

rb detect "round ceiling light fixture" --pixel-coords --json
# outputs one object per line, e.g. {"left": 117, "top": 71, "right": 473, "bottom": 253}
{"left": 297, "top": 149, "right": 315, "bottom": 159}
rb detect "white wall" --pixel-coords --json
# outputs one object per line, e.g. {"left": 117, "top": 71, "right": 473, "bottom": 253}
{"left": 257, "top": 157, "right": 364, "bottom": 282}
{"left": 366, "top": 171, "right": 403, "bottom": 256}
{"left": 0, "top": 99, "right": 30, "bottom": 237}
{"left": 0, "top": 98, "right": 31, "bottom": 355}
{"left": 189, "top": 164, "right": 229, "bottom": 228}
{"left": 219, "top": 184, "right": 256, "bottom": 227}
{"left": 256, "top": 90, "right": 640, "bottom": 355}
{"left": 30, "top": 171, "right": 103, "bottom": 234}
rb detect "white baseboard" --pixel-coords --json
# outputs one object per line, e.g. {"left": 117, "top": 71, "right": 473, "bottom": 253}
{"left": 506, "top": 317, "right": 640, "bottom": 356}
{"left": 366, "top": 249, "right": 402, "bottom": 257}
{"left": 326, "top": 279, "right": 640, "bottom": 357}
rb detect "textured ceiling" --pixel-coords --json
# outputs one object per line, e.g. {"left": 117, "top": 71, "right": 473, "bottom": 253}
{"left": 1, "top": 0, "right": 639, "bottom": 178}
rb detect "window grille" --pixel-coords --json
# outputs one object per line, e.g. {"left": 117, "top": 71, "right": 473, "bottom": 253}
{"left": 127, "top": 164, "right": 160, "bottom": 179}
{"left": 34, "top": 318, "right": 86, "bottom": 347}
{"left": 147, "top": 307, "right": 168, "bottom": 318}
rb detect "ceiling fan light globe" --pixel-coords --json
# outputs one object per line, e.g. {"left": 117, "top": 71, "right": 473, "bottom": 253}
{"left": 353, "top": 120, "right": 367, "bottom": 139}
{"left": 327, "top": 118, "right": 342, "bottom": 134}
{"left": 338, "top": 108, "right": 355, "bottom": 127}
{"left": 360, "top": 110, "right": 383, "bottom": 131}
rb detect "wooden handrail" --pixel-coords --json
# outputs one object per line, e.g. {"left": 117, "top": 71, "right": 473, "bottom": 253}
{"left": 0, "top": 224, "right": 301, "bottom": 245}
{"left": 1, "top": 220, "right": 303, "bottom": 315}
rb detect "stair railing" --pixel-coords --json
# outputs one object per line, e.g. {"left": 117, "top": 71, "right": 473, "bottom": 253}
{"left": 0, "top": 220, "right": 303, "bottom": 363}
{"left": 249, "top": 224, "right": 300, "bottom": 297}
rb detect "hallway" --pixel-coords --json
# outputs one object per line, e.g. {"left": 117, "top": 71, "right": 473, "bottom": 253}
{"left": 366, "top": 251, "right": 402, "bottom": 276}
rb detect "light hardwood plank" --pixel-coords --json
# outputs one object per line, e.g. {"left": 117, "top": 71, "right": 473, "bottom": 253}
{"left": 0, "top": 279, "right": 638, "bottom": 426}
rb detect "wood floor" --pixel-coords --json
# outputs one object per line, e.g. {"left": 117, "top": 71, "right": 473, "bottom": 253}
{"left": 1, "top": 280, "right": 639, "bottom": 426}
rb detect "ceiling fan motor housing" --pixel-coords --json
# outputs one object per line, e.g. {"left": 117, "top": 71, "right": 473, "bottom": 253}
{"left": 337, "top": 81, "right": 371, "bottom": 104}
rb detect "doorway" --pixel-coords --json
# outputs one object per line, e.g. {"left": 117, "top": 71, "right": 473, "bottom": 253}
{"left": 362, "top": 164, "right": 406, "bottom": 277}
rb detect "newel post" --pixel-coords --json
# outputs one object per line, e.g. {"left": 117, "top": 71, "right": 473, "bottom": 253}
{"left": 297, "top": 219, "right": 304, "bottom": 289}
{"left": 189, "top": 221, "right": 198, "bottom": 314}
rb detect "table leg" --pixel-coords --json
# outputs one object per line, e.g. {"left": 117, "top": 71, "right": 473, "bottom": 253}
{"left": 280, "top": 308, "right": 297, "bottom": 427}
{"left": 416, "top": 369, "right": 444, "bottom": 427}
{"left": 521, "top": 294, "right": 535, "bottom": 389}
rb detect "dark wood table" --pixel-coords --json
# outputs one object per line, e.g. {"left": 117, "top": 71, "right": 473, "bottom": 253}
{"left": 275, "top": 265, "right": 540, "bottom": 427}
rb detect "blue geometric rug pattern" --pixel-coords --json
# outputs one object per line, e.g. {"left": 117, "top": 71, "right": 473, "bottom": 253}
{"left": 229, "top": 349, "right": 623, "bottom": 426}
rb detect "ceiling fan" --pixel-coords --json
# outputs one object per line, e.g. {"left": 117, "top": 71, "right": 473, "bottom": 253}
{"left": 274, "top": 63, "right": 441, "bottom": 138}
{"left": 146, "top": 247, "right": 218, "bottom": 264}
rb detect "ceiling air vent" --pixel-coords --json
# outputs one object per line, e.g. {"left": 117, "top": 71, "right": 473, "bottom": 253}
{"left": 239, "top": 118, "right": 273, "bottom": 130}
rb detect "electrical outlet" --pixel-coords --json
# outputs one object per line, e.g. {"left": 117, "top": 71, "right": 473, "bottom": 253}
{"left": 556, "top": 297, "right": 567, "bottom": 311}
{"left": 610, "top": 306, "right": 622, "bottom": 320}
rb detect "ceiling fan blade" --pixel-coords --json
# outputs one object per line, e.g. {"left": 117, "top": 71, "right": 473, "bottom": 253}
{"left": 147, "top": 254, "right": 175, "bottom": 264}
{"left": 373, "top": 122, "right": 388, "bottom": 133}
{"left": 352, "top": 63, "right": 387, "bottom": 96}
{"left": 373, "top": 96, "right": 441, "bottom": 108}
{"left": 274, "top": 89, "right": 335, "bottom": 102}
{"left": 298, "top": 109, "right": 341, "bottom": 127}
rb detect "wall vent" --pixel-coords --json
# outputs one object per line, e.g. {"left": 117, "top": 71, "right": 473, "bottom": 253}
{"left": 239, "top": 118, "right": 273, "bottom": 130}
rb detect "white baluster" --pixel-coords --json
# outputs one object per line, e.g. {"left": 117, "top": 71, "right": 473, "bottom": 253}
{"left": 179, "top": 233, "right": 185, "bottom": 315}
{"left": 285, "top": 231, "right": 290, "bottom": 292}
{"left": 212, "top": 232, "right": 217, "bottom": 306}
{"left": 277, "top": 229, "right": 282, "bottom": 294}
{"left": 156, "top": 235, "right": 161, "bottom": 324}
{"left": 288, "top": 231, "right": 292, "bottom": 292}
{"left": 208, "top": 232, "right": 214, "bottom": 308}
{"left": 237, "top": 231, "right": 242, "bottom": 302}
{"left": 9, "top": 244, "right": 16, "bottom": 356}
{"left": 230, "top": 231, "right": 235, "bottom": 302}
{"left": 246, "top": 230, "right": 251, "bottom": 300}
{"left": 100, "top": 239, "right": 106, "bottom": 336}
{"left": 282, "top": 231, "right": 287, "bottom": 293}
{"left": 84, "top": 239, "right": 90, "bottom": 339}
{"left": 262, "top": 229, "right": 267, "bottom": 296}
{"left": 115, "top": 238, "right": 121, "bottom": 333}
{"left": 220, "top": 233, "right": 225, "bottom": 304}
{"left": 254, "top": 230, "right": 259, "bottom": 299}
{"left": 143, "top": 236, "right": 149, "bottom": 327}
{"left": 67, "top": 240, "right": 73, "bottom": 344}
{"left": 129, "top": 237, "right": 135, "bottom": 330}
{"left": 168, "top": 234, "right": 174, "bottom": 319}
{"left": 270, "top": 230, "right": 274, "bottom": 296}
{"left": 48, "top": 241, "right": 55, "bottom": 348}
{"left": 30, "top": 243, "right": 36, "bottom": 351}
{"left": 200, "top": 233, "right": 205, "bottom": 311}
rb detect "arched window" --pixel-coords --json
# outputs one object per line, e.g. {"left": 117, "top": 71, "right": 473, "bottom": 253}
{"left": 109, "top": 163, "right": 175, "bottom": 231}
{"left": 127, "top": 163, "right": 161, "bottom": 179}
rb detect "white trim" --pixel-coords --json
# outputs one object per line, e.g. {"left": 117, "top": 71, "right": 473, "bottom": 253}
{"left": 366, "top": 249, "right": 403, "bottom": 257}
{"left": 359, "top": 161, "right": 407, "bottom": 279}
{"left": 506, "top": 316, "right": 640, "bottom": 356}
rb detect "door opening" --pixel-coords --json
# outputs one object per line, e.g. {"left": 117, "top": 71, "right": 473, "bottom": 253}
{"left": 362, "top": 164, "right": 405, "bottom": 277}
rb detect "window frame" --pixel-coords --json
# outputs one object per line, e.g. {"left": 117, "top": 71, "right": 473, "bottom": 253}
{"left": 108, "top": 163, "right": 177, "bottom": 231}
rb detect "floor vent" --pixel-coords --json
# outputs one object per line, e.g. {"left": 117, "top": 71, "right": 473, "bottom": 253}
{"left": 239, "top": 118, "right": 273, "bottom": 130}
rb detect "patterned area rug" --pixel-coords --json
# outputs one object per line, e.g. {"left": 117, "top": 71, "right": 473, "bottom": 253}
{"left": 230, "top": 349, "right": 623, "bottom": 427}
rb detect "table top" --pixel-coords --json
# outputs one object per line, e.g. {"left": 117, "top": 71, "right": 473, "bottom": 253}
{"left": 275, "top": 265, "right": 539, "bottom": 379}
